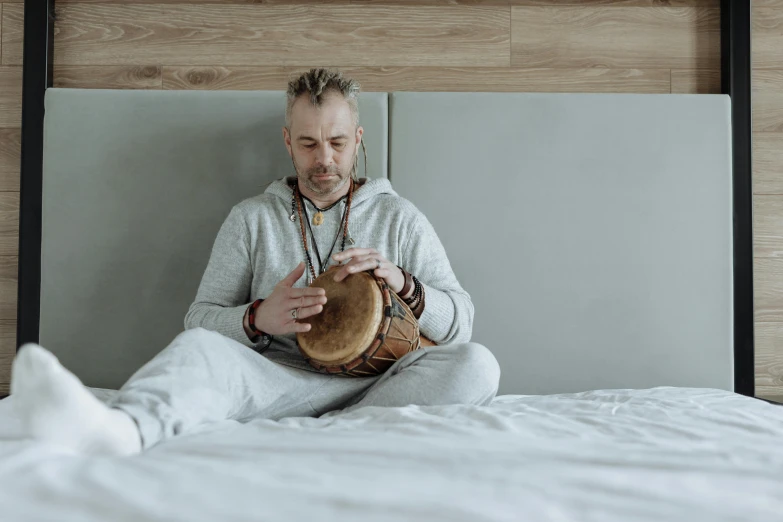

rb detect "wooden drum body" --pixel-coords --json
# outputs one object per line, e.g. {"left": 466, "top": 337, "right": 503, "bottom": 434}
{"left": 296, "top": 266, "right": 434, "bottom": 377}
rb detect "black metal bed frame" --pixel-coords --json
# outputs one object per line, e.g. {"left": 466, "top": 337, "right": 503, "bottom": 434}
{"left": 15, "top": 1, "right": 756, "bottom": 396}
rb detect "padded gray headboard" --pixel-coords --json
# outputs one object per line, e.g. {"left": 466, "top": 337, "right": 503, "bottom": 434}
{"left": 39, "top": 88, "right": 733, "bottom": 396}
{"left": 39, "top": 89, "right": 388, "bottom": 389}
{"left": 389, "top": 92, "right": 733, "bottom": 395}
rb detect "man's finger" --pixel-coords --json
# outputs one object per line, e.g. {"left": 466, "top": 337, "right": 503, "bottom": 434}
{"left": 287, "top": 322, "right": 312, "bottom": 333}
{"left": 332, "top": 267, "right": 348, "bottom": 282}
{"left": 332, "top": 248, "right": 378, "bottom": 262}
{"left": 295, "top": 304, "right": 324, "bottom": 320}
{"left": 288, "top": 296, "right": 327, "bottom": 309}
{"left": 290, "top": 287, "right": 326, "bottom": 298}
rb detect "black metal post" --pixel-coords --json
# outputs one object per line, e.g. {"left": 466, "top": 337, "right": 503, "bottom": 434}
{"left": 16, "top": 1, "right": 55, "bottom": 350}
{"left": 721, "top": 0, "right": 754, "bottom": 397}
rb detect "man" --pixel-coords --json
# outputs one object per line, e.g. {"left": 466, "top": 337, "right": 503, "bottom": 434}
{"left": 10, "top": 68, "right": 500, "bottom": 456}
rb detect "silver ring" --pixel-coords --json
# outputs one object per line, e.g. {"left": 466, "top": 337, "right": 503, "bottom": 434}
{"left": 291, "top": 308, "right": 298, "bottom": 320}
{"left": 376, "top": 258, "right": 381, "bottom": 270}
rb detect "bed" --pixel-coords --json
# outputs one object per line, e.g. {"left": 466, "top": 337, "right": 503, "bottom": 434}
{"left": 2, "top": 386, "right": 782, "bottom": 521}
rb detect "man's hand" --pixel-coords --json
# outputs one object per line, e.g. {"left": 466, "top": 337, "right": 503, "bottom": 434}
{"left": 254, "top": 262, "right": 327, "bottom": 335}
{"left": 331, "top": 248, "right": 408, "bottom": 296}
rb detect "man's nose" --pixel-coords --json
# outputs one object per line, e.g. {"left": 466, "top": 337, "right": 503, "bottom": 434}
{"left": 315, "top": 144, "right": 333, "bottom": 166}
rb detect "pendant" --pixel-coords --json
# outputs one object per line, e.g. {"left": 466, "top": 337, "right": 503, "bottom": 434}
{"left": 347, "top": 236, "right": 355, "bottom": 246}
{"left": 307, "top": 273, "right": 313, "bottom": 285}
{"left": 312, "top": 212, "right": 324, "bottom": 226}
{"left": 289, "top": 213, "right": 296, "bottom": 222}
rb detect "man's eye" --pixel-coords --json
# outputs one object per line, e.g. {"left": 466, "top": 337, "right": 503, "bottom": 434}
{"left": 333, "top": 142, "right": 346, "bottom": 149}
{"left": 304, "top": 143, "right": 316, "bottom": 149}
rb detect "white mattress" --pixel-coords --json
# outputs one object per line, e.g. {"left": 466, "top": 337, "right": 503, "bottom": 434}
{"left": 1, "top": 387, "right": 782, "bottom": 522}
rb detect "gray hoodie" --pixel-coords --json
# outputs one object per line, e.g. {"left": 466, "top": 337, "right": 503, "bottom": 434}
{"left": 184, "top": 176, "right": 474, "bottom": 369}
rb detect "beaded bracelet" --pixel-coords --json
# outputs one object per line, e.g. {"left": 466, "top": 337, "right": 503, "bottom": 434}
{"left": 403, "top": 275, "right": 422, "bottom": 307}
{"left": 247, "top": 299, "right": 272, "bottom": 348}
{"left": 410, "top": 290, "right": 425, "bottom": 319}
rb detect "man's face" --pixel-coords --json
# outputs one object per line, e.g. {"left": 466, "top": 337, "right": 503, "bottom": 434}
{"left": 284, "top": 93, "right": 363, "bottom": 197}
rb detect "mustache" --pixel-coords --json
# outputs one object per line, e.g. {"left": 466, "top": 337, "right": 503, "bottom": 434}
{"left": 306, "top": 164, "right": 341, "bottom": 177}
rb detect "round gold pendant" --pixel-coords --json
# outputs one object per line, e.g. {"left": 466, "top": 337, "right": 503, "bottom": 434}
{"left": 312, "top": 212, "right": 324, "bottom": 226}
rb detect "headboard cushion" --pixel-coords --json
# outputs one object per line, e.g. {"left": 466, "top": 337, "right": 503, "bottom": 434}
{"left": 389, "top": 92, "right": 733, "bottom": 395}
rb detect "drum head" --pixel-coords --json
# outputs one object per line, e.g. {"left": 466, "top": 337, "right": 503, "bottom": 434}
{"left": 297, "top": 268, "right": 384, "bottom": 365}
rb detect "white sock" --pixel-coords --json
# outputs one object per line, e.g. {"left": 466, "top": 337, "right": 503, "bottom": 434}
{"left": 11, "top": 343, "right": 142, "bottom": 456}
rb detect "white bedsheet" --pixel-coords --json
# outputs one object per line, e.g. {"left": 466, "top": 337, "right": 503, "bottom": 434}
{"left": 1, "top": 387, "right": 782, "bottom": 522}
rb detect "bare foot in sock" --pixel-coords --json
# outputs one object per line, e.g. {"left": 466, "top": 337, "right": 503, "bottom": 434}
{"left": 11, "top": 343, "right": 142, "bottom": 456}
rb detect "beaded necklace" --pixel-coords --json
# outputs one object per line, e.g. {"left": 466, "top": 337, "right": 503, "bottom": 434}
{"left": 293, "top": 178, "right": 355, "bottom": 284}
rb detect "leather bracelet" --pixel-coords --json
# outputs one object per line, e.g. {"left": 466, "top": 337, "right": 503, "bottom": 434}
{"left": 247, "top": 299, "right": 272, "bottom": 347}
{"left": 397, "top": 266, "right": 414, "bottom": 299}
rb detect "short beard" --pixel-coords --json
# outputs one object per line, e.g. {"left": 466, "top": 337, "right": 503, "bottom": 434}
{"left": 292, "top": 155, "right": 355, "bottom": 197}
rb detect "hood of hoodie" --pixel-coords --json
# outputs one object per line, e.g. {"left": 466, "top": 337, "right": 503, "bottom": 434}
{"left": 264, "top": 176, "right": 397, "bottom": 208}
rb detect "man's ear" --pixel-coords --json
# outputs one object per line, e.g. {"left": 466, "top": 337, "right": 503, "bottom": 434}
{"left": 355, "top": 126, "right": 364, "bottom": 146}
{"left": 283, "top": 127, "right": 293, "bottom": 157}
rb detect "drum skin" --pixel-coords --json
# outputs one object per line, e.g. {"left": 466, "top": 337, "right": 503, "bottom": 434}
{"left": 297, "top": 266, "right": 435, "bottom": 377}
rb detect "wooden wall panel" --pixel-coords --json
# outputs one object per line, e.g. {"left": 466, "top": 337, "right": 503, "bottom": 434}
{"left": 0, "top": 255, "right": 15, "bottom": 396}
{"left": 754, "top": 133, "right": 783, "bottom": 195}
{"left": 1, "top": 2, "right": 21, "bottom": 66}
{"left": 756, "top": 322, "right": 783, "bottom": 402}
{"left": 54, "top": 5, "right": 511, "bottom": 67}
{"left": 753, "top": 7, "right": 783, "bottom": 71}
{"left": 54, "top": 66, "right": 163, "bottom": 90}
{"left": 753, "top": 70, "right": 783, "bottom": 133}
{"left": 670, "top": 69, "right": 720, "bottom": 93}
{"left": 0, "top": 128, "right": 19, "bottom": 192}
{"left": 753, "top": 0, "right": 783, "bottom": 401}
{"left": 0, "top": 67, "right": 21, "bottom": 127}
{"left": 511, "top": 6, "right": 720, "bottom": 69}
{"left": 754, "top": 196, "right": 783, "bottom": 258}
{"left": 0, "top": 192, "right": 18, "bottom": 257}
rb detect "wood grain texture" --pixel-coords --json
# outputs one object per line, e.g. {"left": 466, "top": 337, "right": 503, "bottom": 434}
{"left": 0, "top": 128, "right": 19, "bottom": 192}
{"left": 511, "top": 6, "right": 720, "bottom": 69}
{"left": 754, "top": 258, "right": 783, "bottom": 323}
{"left": 54, "top": 66, "right": 163, "bottom": 89}
{"left": 0, "top": 339, "right": 11, "bottom": 396}
{"left": 753, "top": 69, "right": 783, "bottom": 132}
{"left": 54, "top": 4, "right": 510, "bottom": 67}
{"left": 754, "top": 195, "right": 783, "bottom": 258}
{"left": 670, "top": 68, "right": 720, "bottom": 93}
{"left": 756, "top": 322, "right": 783, "bottom": 397}
{"left": 753, "top": 8, "right": 783, "bottom": 70}
{"left": 0, "top": 67, "right": 21, "bottom": 128}
{"left": 0, "top": 192, "right": 17, "bottom": 256}
{"left": 1, "top": 3, "right": 23, "bottom": 66}
{"left": 0, "top": 255, "right": 16, "bottom": 326}
{"left": 0, "top": 255, "right": 16, "bottom": 397}
{"left": 754, "top": 133, "right": 783, "bottom": 195}
{"left": 163, "top": 65, "right": 671, "bottom": 92}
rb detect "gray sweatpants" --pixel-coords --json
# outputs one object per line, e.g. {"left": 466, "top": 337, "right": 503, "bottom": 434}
{"left": 109, "top": 328, "right": 501, "bottom": 449}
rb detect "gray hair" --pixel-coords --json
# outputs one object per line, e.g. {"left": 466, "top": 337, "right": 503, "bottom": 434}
{"left": 285, "top": 68, "right": 361, "bottom": 129}
{"left": 285, "top": 68, "right": 367, "bottom": 179}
